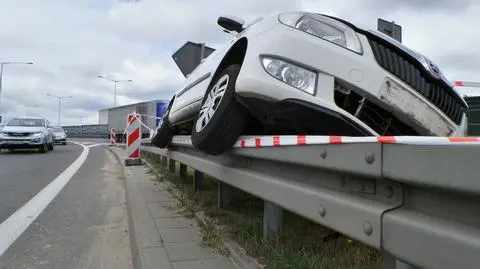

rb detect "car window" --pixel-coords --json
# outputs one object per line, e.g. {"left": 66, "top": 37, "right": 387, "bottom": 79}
{"left": 54, "top": 127, "right": 64, "bottom": 132}
{"left": 7, "top": 118, "right": 44, "bottom": 127}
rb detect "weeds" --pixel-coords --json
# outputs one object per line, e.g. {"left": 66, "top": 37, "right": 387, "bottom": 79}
{"left": 143, "top": 156, "right": 382, "bottom": 269}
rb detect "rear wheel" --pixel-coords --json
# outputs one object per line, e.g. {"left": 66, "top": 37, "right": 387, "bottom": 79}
{"left": 191, "top": 64, "right": 250, "bottom": 155}
{"left": 151, "top": 106, "right": 175, "bottom": 148}
{"left": 48, "top": 140, "right": 54, "bottom": 151}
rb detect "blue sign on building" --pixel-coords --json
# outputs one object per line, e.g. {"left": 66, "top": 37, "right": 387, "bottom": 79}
{"left": 156, "top": 101, "right": 169, "bottom": 127}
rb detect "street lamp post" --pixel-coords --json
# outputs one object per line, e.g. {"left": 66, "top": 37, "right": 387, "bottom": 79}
{"left": 0, "top": 61, "right": 34, "bottom": 105}
{"left": 47, "top": 93, "right": 72, "bottom": 126}
{"left": 97, "top": 75, "right": 133, "bottom": 108}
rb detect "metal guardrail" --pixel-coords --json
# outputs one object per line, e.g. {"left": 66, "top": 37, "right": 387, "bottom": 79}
{"left": 139, "top": 136, "right": 480, "bottom": 269}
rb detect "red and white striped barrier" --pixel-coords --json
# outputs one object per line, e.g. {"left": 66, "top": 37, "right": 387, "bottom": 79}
{"left": 110, "top": 128, "right": 116, "bottom": 145}
{"left": 453, "top": 81, "right": 480, "bottom": 88}
{"left": 233, "top": 135, "right": 480, "bottom": 147}
{"left": 125, "top": 113, "right": 142, "bottom": 160}
{"left": 169, "top": 135, "right": 480, "bottom": 148}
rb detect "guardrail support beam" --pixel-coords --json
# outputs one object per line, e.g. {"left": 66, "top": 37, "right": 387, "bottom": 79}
{"left": 169, "top": 159, "right": 175, "bottom": 172}
{"left": 217, "top": 182, "right": 232, "bottom": 208}
{"left": 179, "top": 164, "right": 187, "bottom": 179}
{"left": 263, "top": 201, "right": 283, "bottom": 240}
{"left": 194, "top": 170, "right": 203, "bottom": 192}
{"left": 383, "top": 252, "right": 418, "bottom": 269}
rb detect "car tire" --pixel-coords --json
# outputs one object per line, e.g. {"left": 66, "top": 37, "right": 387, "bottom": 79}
{"left": 62, "top": 142, "right": 67, "bottom": 145}
{"left": 39, "top": 141, "right": 48, "bottom": 153}
{"left": 191, "top": 64, "right": 249, "bottom": 155}
{"left": 49, "top": 141, "right": 54, "bottom": 151}
{"left": 151, "top": 106, "right": 175, "bottom": 148}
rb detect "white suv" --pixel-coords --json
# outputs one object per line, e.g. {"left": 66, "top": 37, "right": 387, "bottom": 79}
{"left": 152, "top": 11, "right": 468, "bottom": 155}
{"left": 0, "top": 117, "right": 55, "bottom": 153}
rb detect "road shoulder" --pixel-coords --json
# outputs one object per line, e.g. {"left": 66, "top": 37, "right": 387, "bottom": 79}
{"left": 108, "top": 146, "right": 239, "bottom": 269}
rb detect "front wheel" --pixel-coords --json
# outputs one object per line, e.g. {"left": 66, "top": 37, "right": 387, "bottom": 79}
{"left": 191, "top": 64, "right": 249, "bottom": 155}
{"left": 39, "top": 141, "right": 48, "bottom": 153}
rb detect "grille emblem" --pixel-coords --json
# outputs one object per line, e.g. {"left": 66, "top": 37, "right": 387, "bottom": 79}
{"left": 428, "top": 60, "right": 441, "bottom": 78}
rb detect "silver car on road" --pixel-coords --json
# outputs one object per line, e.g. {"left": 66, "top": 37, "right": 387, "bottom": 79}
{"left": 52, "top": 126, "right": 68, "bottom": 145}
{"left": 0, "top": 117, "right": 55, "bottom": 153}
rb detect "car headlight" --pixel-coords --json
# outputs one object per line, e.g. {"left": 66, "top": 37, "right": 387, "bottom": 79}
{"left": 32, "top": 132, "right": 44, "bottom": 137}
{"left": 261, "top": 57, "right": 317, "bottom": 95}
{"left": 278, "top": 12, "right": 363, "bottom": 54}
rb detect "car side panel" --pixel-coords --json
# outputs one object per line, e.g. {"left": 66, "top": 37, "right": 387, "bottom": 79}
{"left": 168, "top": 15, "right": 281, "bottom": 125}
{"left": 169, "top": 38, "right": 237, "bottom": 124}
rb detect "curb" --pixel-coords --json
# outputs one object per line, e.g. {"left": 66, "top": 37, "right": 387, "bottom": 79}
{"left": 142, "top": 158, "right": 262, "bottom": 269}
{"left": 106, "top": 146, "right": 144, "bottom": 269}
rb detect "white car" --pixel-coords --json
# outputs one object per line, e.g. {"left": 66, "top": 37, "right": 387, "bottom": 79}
{"left": 152, "top": 11, "right": 468, "bottom": 155}
{"left": 52, "top": 126, "right": 68, "bottom": 145}
{"left": 0, "top": 116, "right": 55, "bottom": 153}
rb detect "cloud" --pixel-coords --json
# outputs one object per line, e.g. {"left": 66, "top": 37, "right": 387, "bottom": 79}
{"left": 107, "top": 0, "right": 302, "bottom": 45}
{"left": 0, "top": 0, "right": 479, "bottom": 126}
{"left": 362, "top": 0, "right": 473, "bottom": 12}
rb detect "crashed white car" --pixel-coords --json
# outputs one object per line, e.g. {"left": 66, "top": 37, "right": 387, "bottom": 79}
{"left": 152, "top": 11, "right": 468, "bottom": 155}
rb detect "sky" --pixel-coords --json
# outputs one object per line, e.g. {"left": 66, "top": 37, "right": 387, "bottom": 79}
{"left": 0, "top": 0, "right": 479, "bottom": 125}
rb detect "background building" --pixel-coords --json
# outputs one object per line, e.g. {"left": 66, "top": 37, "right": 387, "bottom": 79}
{"left": 99, "top": 99, "right": 170, "bottom": 140}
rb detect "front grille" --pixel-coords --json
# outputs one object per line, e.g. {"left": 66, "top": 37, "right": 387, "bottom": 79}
{"left": 367, "top": 37, "right": 466, "bottom": 125}
{"left": 7, "top": 132, "right": 31, "bottom": 137}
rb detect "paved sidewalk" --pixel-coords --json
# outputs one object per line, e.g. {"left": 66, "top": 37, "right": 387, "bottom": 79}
{"left": 111, "top": 148, "right": 238, "bottom": 269}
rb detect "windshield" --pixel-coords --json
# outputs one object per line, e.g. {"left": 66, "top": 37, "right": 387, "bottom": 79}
{"left": 53, "top": 127, "right": 64, "bottom": 132}
{"left": 7, "top": 118, "right": 44, "bottom": 127}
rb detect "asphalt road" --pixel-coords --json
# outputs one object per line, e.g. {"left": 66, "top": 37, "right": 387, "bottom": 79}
{"left": 0, "top": 143, "right": 82, "bottom": 224}
{"left": 0, "top": 140, "right": 131, "bottom": 268}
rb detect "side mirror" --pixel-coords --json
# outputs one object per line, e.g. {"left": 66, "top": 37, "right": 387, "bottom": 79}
{"left": 218, "top": 16, "right": 244, "bottom": 33}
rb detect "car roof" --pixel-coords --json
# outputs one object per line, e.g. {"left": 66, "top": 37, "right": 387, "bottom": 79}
{"left": 11, "top": 116, "right": 46, "bottom": 120}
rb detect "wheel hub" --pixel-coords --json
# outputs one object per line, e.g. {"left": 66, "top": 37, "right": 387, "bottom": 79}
{"left": 195, "top": 74, "right": 229, "bottom": 133}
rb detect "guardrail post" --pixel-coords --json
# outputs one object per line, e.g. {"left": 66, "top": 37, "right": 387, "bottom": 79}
{"left": 217, "top": 182, "right": 232, "bottom": 208}
{"left": 169, "top": 159, "right": 176, "bottom": 172}
{"left": 193, "top": 170, "right": 203, "bottom": 192}
{"left": 263, "top": 201, "right": 283, "bottom": 240}
{"left": 383, "top": 252, "right": 418, "bottom": 269}
{"left": 179, "top": 164, "right": 187, "bottom": 179}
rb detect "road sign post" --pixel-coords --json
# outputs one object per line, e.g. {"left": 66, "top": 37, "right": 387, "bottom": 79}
{"left": 377, "top": 18, "right": 402, "bottom": 43}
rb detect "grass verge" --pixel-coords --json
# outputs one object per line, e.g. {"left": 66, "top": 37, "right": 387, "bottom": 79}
{"left": 144, "top": 156, "right": 382, "bottom": 269}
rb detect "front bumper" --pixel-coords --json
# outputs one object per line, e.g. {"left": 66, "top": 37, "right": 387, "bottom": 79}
{"left": 0, "top": 137, "right": 44, "bottom": 149}
{"left": 54, "top": 137, "right": 67, "bottom": 143}
{"left": 235, "top": 23, "right": 467, "bottom": 136}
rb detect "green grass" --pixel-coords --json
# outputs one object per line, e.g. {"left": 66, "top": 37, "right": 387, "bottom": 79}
{"left": 143, "top": 156, "right": 382, "bottom": 269}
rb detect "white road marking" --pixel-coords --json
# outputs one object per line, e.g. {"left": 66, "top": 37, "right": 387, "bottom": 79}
{"left": 87, "top": 143, "right": 109, "bottom": 148}
{"left": 69, "top": 140, "right": 110, "bottom": 147}
{"left": 0, "top": 141, "right": 89, "bottom": 257}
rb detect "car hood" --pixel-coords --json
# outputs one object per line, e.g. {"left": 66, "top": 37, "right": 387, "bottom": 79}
{"left": 1, "top": 126, "right": 45, "bottom": 133}
{"left": 53, "top": 132, "right": 66, "bottom": 135}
